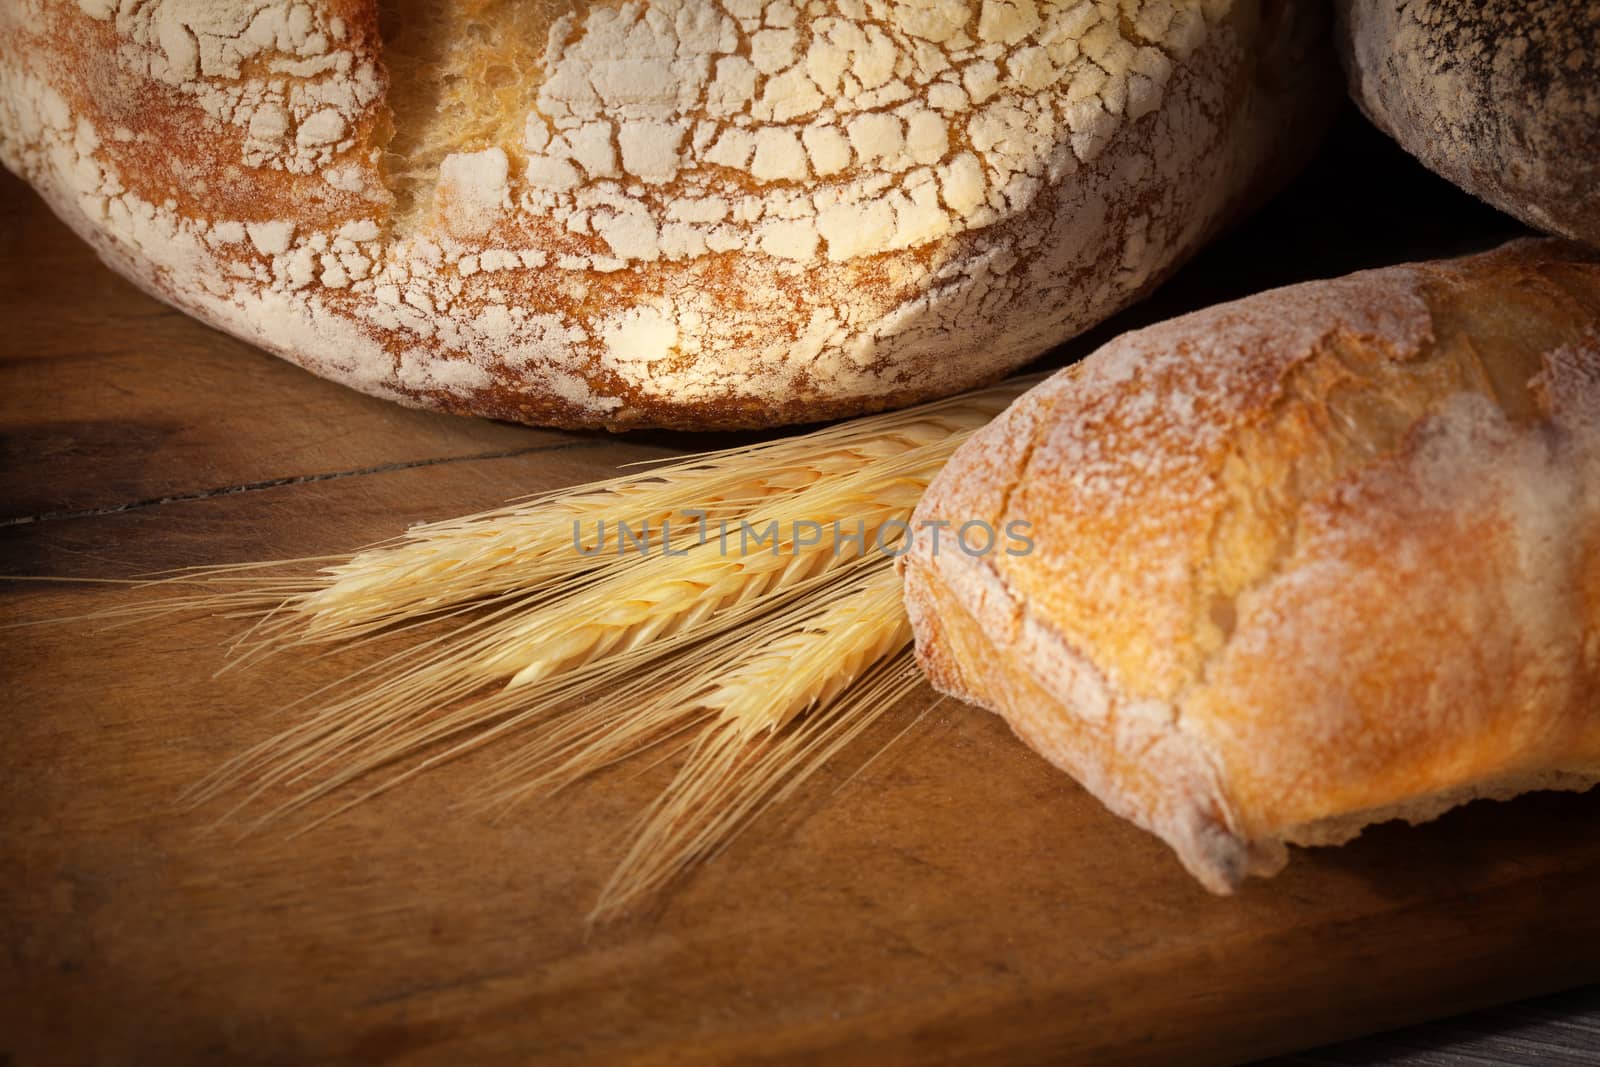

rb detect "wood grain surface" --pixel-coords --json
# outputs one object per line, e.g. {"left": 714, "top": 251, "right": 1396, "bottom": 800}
{"left": 1257, "top": 985, "right": 1600, "bottom": 1066}
{"left": 3, "top": 110, "right": 1597, "bottom": 1066}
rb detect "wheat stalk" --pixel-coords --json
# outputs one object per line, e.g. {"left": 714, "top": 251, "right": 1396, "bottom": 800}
{"left": 590, "top": 651, "right": 928, "bottom": 919}
{"left": 130, "top": 374, "right": 1049, "bottom": 917}
{"left": 703, "top": 566, "right": 913, "bottom": 738}
{"left": 251, "top": 386, "right": 1022, "bottom": 655}
{"left": 396, "top": 563, "right": 923, "bottom": 919}
{"left": 485, "top": 450, "right": 939, "bottom": 688}
{"left": 186, "top": 446, "right": 938, "bottom": 824}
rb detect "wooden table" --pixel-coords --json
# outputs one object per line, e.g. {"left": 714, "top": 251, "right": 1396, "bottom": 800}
{"left": 4, "top": 111, "right": 1598, "bottom": 1066}
{"left": 1256, "top": 985, "right": 1600, "bottom": 1066}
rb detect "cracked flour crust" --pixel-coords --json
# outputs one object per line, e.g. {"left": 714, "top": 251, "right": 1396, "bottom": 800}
{"left": 901, "top": 239, "right": 1600, "bottom": 892}
{"left": 2, "top": 0, "right": 1330, "bottom": 429}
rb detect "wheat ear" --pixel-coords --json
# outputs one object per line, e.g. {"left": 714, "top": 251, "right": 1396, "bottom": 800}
{"left": 185, "top": 449, "right": 933, "bottom": 824}
{"left": 208, "top": 383, "right": 1025, "bottom": 662}
{"left": 141, "top": 374, "right": 1048, "bottom": 916}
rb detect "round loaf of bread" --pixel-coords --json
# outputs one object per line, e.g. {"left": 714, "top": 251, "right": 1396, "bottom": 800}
{"left": 900, "top": 239, "right": 1600, "bottom": 892}
{"left": 1337, "top": 0, "right": 1600, "bottom": 247}
{"left": 0, "top": 1, "right": 1331, "bottom": 429}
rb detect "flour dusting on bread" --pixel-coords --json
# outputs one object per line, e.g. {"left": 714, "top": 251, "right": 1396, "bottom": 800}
{"left": 902, "top": 240, "right": 1600, "bottom": 892}
{"left": 1, "top": 0, "right": 1334, "bottom": 427}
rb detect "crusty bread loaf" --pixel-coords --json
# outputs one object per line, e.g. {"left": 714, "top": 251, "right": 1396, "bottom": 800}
{"left": 1337, "top": 0, "right": 1600, "bottom": 247}
{"left": 900, "top": 239, "right": 1600, "bottom": 893}
{"left": 0, "top": 1, "right": 1332, "bottom": 429}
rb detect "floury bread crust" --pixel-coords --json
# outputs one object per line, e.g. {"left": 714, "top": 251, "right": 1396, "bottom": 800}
{"left": 1336, "top": 0, "right": 1600, "bottom": 247}
{"left": 0, "top": 0, "right": 1331, "bottom": 429}
{"left": 900, "top": 239, "right": 1600, "bottom": 893}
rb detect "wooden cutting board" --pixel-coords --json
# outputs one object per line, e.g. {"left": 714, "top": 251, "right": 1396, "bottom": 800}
{"left": 4, "top": 115, "right": 1598, "bottom": 1067}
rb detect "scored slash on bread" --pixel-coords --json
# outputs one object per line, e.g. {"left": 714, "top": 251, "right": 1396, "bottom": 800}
{"left": 900, "top": 239, "right": 1600, "bottom": 893}
{"left": 1, "top": 0, "right": 1333, "bottom": 429}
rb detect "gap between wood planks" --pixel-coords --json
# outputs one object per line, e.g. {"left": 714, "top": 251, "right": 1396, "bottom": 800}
{"left": 0, "top": 439, "right": 609, "bottom": 527}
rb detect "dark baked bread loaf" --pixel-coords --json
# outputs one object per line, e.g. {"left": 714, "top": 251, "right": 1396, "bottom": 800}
{"left": 901, "top": 239, "right": 1600, "bottom": 893}
{"left": 1337, "top": 0, "right": 1600, "bottom": 246}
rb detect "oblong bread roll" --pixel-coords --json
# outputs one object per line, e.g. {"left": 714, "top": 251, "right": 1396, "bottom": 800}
{"left": 901, "top": 238, "right": 1600, "bottom": 892}
{"left": 0, "top": 0, "right": 1331, "bottom": 429}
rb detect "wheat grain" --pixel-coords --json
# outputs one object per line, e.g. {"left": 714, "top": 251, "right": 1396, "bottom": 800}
{"left": 276, "top": 384, "right": 1023, "bottom": 648}
{"left": 193, "top": 463, "right": 925, "bottom": 821}
{"left": 203, "top": 419, "right": 969, "bottom": 811}
{"left": 146, "top": 374, "right": 1049, "bottom": 917}
{"left": 485, "top": 451, "right": 939, "bottom": 688}
{"left": 702, "top": 566, "right": 913, "bottom": 738}
{"left": 470, "top": 555, "right": 904, "bottom": 804}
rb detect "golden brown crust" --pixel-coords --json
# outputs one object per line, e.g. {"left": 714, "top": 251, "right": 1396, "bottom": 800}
{"left": 901, "top": 238, "right": 1600, "bottom": 891}
{"left": 0, "top": 0, "right": 1333, "bottom": 429}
